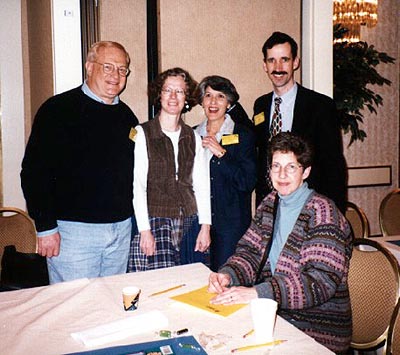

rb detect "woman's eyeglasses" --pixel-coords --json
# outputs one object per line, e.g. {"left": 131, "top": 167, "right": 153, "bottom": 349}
{"left": 270, "top": 162, "right": 303, "bottom": 174}
{"left": 161, "top": 88, "right": 186, "bottom": 97}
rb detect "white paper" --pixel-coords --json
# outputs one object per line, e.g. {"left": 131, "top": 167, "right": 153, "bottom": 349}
{"left": 71, "top": 310, "right": 168, "bottom": 347}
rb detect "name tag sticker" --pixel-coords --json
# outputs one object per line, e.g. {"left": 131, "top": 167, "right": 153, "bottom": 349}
{"left": 254, "top": 112, "right": 265, "bottom": 126}
{"left": 222, "top": 134, "right": 239, "bottom": 146}
{"left": 129, "top": 127, "right": 137, "bottom": 142}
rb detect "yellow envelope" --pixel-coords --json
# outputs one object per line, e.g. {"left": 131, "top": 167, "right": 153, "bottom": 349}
{"left": 129, "top": 127, "right": 137, "bottom": 142}
{"left": 170, "top": 285, "right": 246, "bottom": 317}
{"left": 254, "top": 112, "right": 265, "bottom": 126}
{"left": 221, "top": 134, "right": 239, "bottom": 146}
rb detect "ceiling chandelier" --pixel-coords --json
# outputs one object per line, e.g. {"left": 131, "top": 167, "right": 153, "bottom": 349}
{"left": 333, "top": 0, "right": 378, "bottom": 43}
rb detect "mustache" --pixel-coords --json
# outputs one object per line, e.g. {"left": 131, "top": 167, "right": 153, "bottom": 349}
{"left": 271, "top": 71, "right": 288, "bottom": 75}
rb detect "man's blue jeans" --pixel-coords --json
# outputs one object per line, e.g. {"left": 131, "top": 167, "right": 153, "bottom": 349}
{"left": 47, "top": 218, "right": 131, "bottom": 284}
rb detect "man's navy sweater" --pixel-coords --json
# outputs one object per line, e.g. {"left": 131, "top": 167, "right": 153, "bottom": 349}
{"left": 21, "top": 86, "right": 138, "bottom": 232}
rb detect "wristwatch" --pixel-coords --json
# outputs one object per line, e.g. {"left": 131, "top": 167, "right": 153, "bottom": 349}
{"left": 217, "top": 149, "right": 226, "bottom": 158}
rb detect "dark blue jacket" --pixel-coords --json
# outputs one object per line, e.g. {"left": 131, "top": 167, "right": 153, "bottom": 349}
{"left": 209, "top": 122, "right": 256, "bottom": 271}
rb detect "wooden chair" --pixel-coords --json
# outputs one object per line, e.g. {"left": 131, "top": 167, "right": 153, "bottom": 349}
{"left": 348, "top": 238, "right": 400, "bottom": 352}
{"left": 0, "top": 207, "right": 37, "bottom": 261}
{"left": 387, "top": 299, "right": 400, "bottom": 355}
{"left": 345, "top": 201, "right": 370, "bottom": 238}
{"left": 379, "top": 189, "right": 400, "bottom": 236}
{"left": 0, "top": 207, "right": 48, "bottom": 290}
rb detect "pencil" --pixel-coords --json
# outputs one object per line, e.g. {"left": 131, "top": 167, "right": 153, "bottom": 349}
{"left": 242, "top": 329, "right": 254, "bottom": 338}
{"left": 231, "top": 339, "right": 286, "bottom": 353}
{"left": 149, "top": 283, "right": 186, "bottom": 297}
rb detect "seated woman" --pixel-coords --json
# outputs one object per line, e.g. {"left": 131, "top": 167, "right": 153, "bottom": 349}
{"left": 208, "top": 132, "right": 352, "bottom": 354}
{"left": 195, "top": 75, "right": 256, "bottom": 271}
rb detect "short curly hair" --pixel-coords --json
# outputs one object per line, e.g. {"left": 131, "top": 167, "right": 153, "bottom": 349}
{"left": 268, "top": 132, "right": 314, "bottom": 168}
{"left": 149, "top": 67, "right": 198, "bottom": 114}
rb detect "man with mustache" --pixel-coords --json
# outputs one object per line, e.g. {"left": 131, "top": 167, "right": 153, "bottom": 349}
{"left": 253, "top": 32, "right": 347, "bottom": 212}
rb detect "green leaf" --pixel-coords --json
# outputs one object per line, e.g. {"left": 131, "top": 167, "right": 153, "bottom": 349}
{"left": 333, "top": 25, "right": 395, "bottom": 145}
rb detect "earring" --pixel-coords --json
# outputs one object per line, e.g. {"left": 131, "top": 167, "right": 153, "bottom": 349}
{"left": 185, "top": 101, "right": 189, "bottom": 110}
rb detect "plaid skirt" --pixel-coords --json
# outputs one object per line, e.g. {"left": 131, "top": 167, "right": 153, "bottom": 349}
{"left": 127, "top": 214, "right": 209, "bottom": 272}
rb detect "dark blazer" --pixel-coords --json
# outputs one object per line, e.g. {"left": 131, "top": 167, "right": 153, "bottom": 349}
{"left": 227, "top": 102, "right": 254, "bottom": 129}
{"left": 253, "top": 84, "right": 347, "bottom": 212}
{"left": 209, "top": 122, "right": 256, "bottom": 271}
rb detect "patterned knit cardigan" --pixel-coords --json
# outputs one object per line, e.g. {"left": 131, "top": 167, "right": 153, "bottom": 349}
{"left": 220, "top": 190, "right": 353, "bottom": 354}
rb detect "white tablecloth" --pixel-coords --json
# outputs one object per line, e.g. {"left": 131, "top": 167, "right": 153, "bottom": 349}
{"left": 0, "top": 263, "right": 333, "bottom": 354}
{"left": 370, "top": 236, "right": 400, "bottom": 263}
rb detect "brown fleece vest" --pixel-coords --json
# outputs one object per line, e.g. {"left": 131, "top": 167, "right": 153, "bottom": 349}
{"left": 142, "top": 117, "right": 197, "bottom": 218}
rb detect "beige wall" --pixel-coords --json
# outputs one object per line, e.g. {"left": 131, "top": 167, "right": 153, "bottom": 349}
{"left": 344, "top": 0, "right": 400, "bottom": 235}
{"left": 159, "top": 0, "right": 301, "bottom": 126}
{"left": 99, "top": 0, "right": 301, "bottom": 125}
{"left": 99, "top": 0, "right": 148, "bottom": 123}
{"left": 0, "top": 1, "right": 27, "bottom": 208}
{"left": 24, "top": 0, "right": 54, "bottom": 139}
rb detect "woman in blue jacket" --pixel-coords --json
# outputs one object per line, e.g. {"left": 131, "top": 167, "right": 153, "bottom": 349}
{"left": 195, "top": 76, "right": 257, "bottom": 271}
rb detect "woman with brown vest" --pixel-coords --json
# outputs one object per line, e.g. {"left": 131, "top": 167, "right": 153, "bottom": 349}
{"left": 128, "top": 68, "right": 211, "bottom": 271}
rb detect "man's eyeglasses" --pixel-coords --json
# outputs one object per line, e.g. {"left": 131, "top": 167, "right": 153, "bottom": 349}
{"left": 94, "top": 62, "right": 130, "bottom": 77}
{"left": 270, "top": 162, "right": 303, "bottom": 174}
{"left": 161, "top": 88, "right": 186, "bottom": 97}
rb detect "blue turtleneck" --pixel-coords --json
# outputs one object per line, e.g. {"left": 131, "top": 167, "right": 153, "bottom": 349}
{"left": 269, "top": 182, "right": 313, "bottom": 274}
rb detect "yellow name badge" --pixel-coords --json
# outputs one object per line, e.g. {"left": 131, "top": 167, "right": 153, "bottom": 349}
{"left": 221, "top": 134, "right": 239, "bottom": 146}
{"left": 254, "top": 112, "right": 265, "bottom": 126}
{"left": 129, "top": 127, "right": 137, "bottom": 142}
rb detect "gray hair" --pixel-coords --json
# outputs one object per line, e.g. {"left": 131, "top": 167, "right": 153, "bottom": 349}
{"left": 87, "top": 41, "right": 130, "bottom": 66}
{"left": 197, "top": 75, "right": 239, "bottom": 105}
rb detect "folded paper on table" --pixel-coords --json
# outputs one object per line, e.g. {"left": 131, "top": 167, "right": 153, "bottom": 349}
{"left": 71, "top": 310, "right": 168, "bottom": 347}
{"left": 170, "top": 285, "right": 246, "bottom": 317}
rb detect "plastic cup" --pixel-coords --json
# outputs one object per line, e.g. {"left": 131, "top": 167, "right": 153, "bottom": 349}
{"left": 250, "top": 298, "right": 278, "bottom": 342}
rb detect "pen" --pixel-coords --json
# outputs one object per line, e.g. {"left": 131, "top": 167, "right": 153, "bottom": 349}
{"left": 149, "top": 283, "right": 186, "bottom": 297}
{"left": 242, "top": 329, "right": 254, "bottom": 338}
{"left": 176, "top": 328, "right": 189, "bottom": 335}
{"left": 231, "top": 339, "right": 286, "bottom": 353}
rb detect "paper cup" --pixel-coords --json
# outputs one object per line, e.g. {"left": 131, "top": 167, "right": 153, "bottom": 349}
{"left": 250, "top": 298, "right": 278, "bottom": 342}
{"left": 122, "top": 286, "right": 141, "bottom": 311}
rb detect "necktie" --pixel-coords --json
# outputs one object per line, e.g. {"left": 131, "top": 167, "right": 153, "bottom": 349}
{"left": 269, "top": 97, "right": 282, "bottom": 139}
{"left": 266, "top": 97, "right": 282, "bottom": 191}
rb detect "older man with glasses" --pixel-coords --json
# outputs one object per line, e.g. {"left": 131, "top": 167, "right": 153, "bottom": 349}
{"left": 21, "top": 41, "right": 139, "bottom": 284}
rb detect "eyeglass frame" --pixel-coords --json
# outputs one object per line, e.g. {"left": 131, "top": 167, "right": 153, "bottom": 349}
{"left": 270, "top": 162, "right": 303, "bottom": 174}
{"left": 161, "top": 87, "right": 186, "bottom": 97}
{"left": 93, "top": 61, "right": 130, "bottom": 77}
